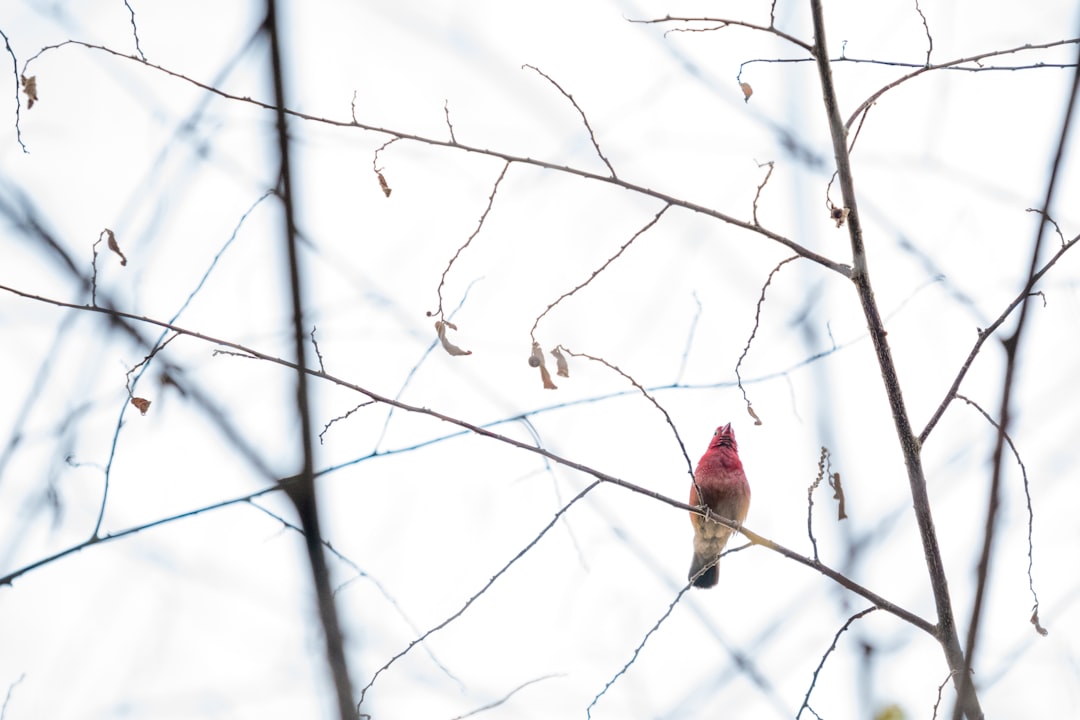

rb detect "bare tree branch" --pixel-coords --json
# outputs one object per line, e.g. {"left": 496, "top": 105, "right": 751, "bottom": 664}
{"left": 264, "top": 2, "right": 353, "bottom": 716}
{"left": 952, "top": 30, "right": 1080, "bottom": 720}
{"left": 18, "top": 40, "right": 851, "bottom": 277}
{"left": 631, "top": 15, "right": 813, "bottom": 53}
{"left": 586, "top": 576, "right": 699, "bottom": 718}
{"left": 447, "top": 674, "right": 562, "bottom": 720}
{"left": 530, "top": 204, "right": 671, "bottom": 341}
{"left": 955, "top": 395, "right": 1045, "bottom": 636}
{"left": 912, "top": 0, "right": 934, "bottom": 66}
{"left": 0, "top": 674, "right": 24, "bottom": 720}
{"left": 358, "top": 481, "right": 601, "bottom": 708}
{"left": 796, "top": 607, "right": 878, "bottom": 719}
{"left": 557, "top": 346, "right": 693, "bottom": 476}
{"left": 807, "top": 1, "right": 979, "bottom": 715}
{"left": 0, "top": 283, "right": 935, "bottom": 636}
{"left": 735, "top": 254, "right": 800, "bottom": 425}
{"left": 846, "top": 38, "right": 1080, "bottom": 130}
{"left": 920, "top": 229, "right": 1080, "bottom": 444}
{"left": 522, "top": 63, "right": 615, "bottom": 177}
{"left": 430, "top": 161, "right": 511, "bottom": 320}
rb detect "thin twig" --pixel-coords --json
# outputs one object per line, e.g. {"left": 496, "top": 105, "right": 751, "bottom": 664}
{"left": 752, "top": 160, "right": 775, "bottom": 225}
{"left": 807, "top": 447, "right": 828, "bottom": 562}
{"left": 319, "top": 401, "right": 375, "bottom": 444}
{"left": 558, "top": 347, "right": 693, "bottom": 476}
{"left": 0, "top": 284, "right": 934, "bottom": 636}
{"left": 912, "top": 0, "right": 933, "bottom": 66}
{"left": 18, "top": 40, "right": 851, "bottom": 277}
{"left": 673, "top": 292, "right": 702, "bottom": 384}
{"left": 633, "top": 15, "right": 812, "bottom": 52}
{"left": 249, "top": 501, "right": 465, "bottom": 689}
{"left": 847, "top": 38, "right": 1080, "bottom": 129}
{"left": 735, "top": 255, "right": 800, "bottom": 425}
{"left": 522, "top": 64, "right": 615, "bottom": 177}
{"left": 530, "top": 204, "right": 670, "bottom": 340}
{"left": 373, "top": 279, "right": 481, "bottom": 449}
{"left": 309, "top": 325, "right": 326, "bottom": 373}
{"left": 0, "top": 29, "right": 27, "bottom": 152}
{"left": 796, "top": 607, "right": 878, "bottom": 719}
{"left": 0, "top": 674, "right": 25, "bottom": 720}
{"left": 430, "top": 162, "right": 510, "bottom": 319}
{"left": 1026, "top": 208, "right": 1065, "bottom": 246}
{"left": 358, "top": 482, "right": 600, "bottom": 707}
{"left": 919, "top": 230, "right": 1079, "bottom": 444}
{"left": 932, "top": 670, "right": 958, "bottom": 720}
{"left": 955, "top": 395, "right": 1045, "bottom": 636}
{"left": 447, "top": 674, "right": 562, "bottom": 720}
{"left": 586, "top": 577, "right": 700, "bottom": 718}
{"left": 123, "top": 0, "right": 146, "bottom": 61}
{"left": 746, "top": 53, "right": 1077, "bottom": 76}
{"left": 443, "top": 98, "right": 457, "bottom": 143}
{"left": 954, "top": 37, "right": 1080, "bottom": 718}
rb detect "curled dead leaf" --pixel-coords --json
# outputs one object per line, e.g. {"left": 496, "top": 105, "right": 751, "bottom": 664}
{"left": 376, "top": 170, "right": 392, "bottom": 197}
{"left": 435, "top": 319, "right": 472, "bottom": 356}
{"left": 550, "top": 346, "right": 569, "bottom": 378}
{"left": 130, "top": 397, "right": 151, "bottom": 415}
{"left": 746, "top": 404, "right": 762, "bottom": 425}
{"left": 830, "top": 472, "right": 848, "bottom": 520}
{"left": 830, "top": 205, "right": 850, "bottom": 228}
{"left": 1030, "top": 608, "right": 1048, "bottom": 636}
{"left": 529, "top": 341, "right": 556, "bottom": 389}
{"left": 21, "top": 75, "right": 37, "bottom": 109}
{"left": 103, "top": 228, "right": 128, "bottom": 266}
{"left": 739, "top": 81, "right": 753, "bottom": 103}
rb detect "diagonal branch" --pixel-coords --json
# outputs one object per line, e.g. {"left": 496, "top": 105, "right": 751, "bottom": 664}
{"left": 631, "top": 15, "right": 812, "bottom": 53}
{"left": 530, "top": 204, "right": 670, "bottom": 341}
{"left": 807, "top": 1, "right": 980, "bottom": 716}
{"left": 952, "top": 31, "right": 1080, "bottom": 720}
{"left": 919, "top": 229, "right": 1080, "bottom": 444}
{"left": 0, "top": 283, "right": 934, "bottom": 636}
{"left": 19, "top": 40, "right": 851, "bottom": 278}
{"left": 846, "top": 38, "right": 1080, "bottom": 130}
{"left": 797, "top": 607, "right": 878, "bottom": 719}
{"left": 522, "top": 64, "right": 615, "bottom": 177}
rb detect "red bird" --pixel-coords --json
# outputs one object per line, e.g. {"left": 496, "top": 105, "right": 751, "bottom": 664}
{"left": 688, "top": 423, "right": 751, "bottom": 588}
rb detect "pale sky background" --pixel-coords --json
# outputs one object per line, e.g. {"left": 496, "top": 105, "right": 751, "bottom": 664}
{"left": 1, "top": 1, "right": 1079, "bottom": 718}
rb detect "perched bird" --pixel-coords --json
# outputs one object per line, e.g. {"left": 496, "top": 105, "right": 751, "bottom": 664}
{"left": 688, "top": 423, "right": 751, "bottom": 588}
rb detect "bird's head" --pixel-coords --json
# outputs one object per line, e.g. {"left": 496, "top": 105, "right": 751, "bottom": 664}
{"left": 710, "top": 423, "right": 737, "bottom": 451}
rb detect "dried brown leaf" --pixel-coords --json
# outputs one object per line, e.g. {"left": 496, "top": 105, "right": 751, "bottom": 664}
{"left": 739, "top": 81, "right": 753, "bottom": 103}
{"left": 21, "top": 75, "right": 37, "bottom": 109}
{"left": 435, "top": 320, "right": 472, "bottom": 356}
{"left": 377, "top": 170, "right": 392, "bottom": 197}
{"left": 550, "top": 346, "right": 569, "bottom": 377}
{"left": 130, "top": 397, "right": 151, "bottom": 415}
{"left": 1030, "top": 608, "right": 1049, "bottom": 636}
{"left": 830, "top": 205, "right": 850, "bottom": 228}
{"left": 104, "top": 228, "right": 128, "bottom": 266}
{"left": 830, "top": 472, "right": 848, "bottom": 520}
{"left": 528, "top": 341, "right": 556, "bottom": 388}
{"left": 746, "top": 404, "right": 762, "bottom": 425}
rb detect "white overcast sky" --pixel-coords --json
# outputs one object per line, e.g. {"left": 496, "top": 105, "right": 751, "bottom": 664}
{"left": 1, "top": 1, "right": 1079, "bottom": 718}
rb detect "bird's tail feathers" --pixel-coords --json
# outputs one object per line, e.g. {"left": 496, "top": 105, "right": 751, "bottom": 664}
{"left": 689, "top": 553, "right": 720, "bottom": 589}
